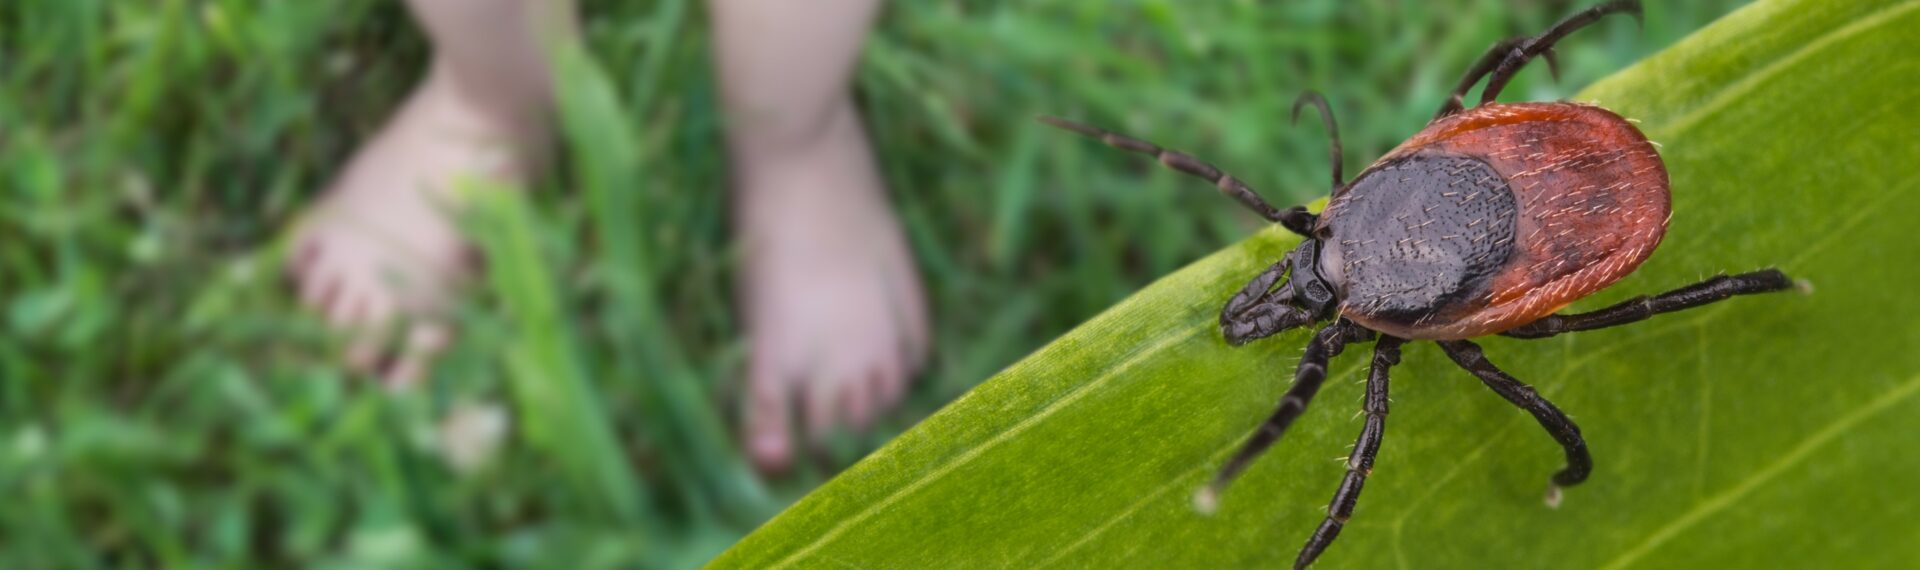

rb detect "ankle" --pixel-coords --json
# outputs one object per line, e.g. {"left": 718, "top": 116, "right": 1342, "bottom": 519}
{"left": 727, "top": 97, "right": 866, "bottom": 168}
{"left": 407, "top": 0, "right": 572, "bottom": 104}
{"left": 426, "top": 62, "right": 552, "bottom": 134}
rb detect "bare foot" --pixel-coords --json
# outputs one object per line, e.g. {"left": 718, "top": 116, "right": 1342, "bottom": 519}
{"left": 735, "top": 100, "right": 931, "bottom": 471}
{"left": 290, "top": 64, "right": 544, "bottom": 387}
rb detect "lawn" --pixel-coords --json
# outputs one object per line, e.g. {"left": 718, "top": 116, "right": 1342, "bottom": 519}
{"left": 2, "top": 1, "right": 1753, "bottom": 567}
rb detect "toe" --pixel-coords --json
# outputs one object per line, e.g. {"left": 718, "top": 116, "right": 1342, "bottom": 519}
{"left": 343, "top": 327, "right": 385, "bottom": 375}
{"left": 299, "top": 267, "right": 339, "bottom": 310}
{"left": 885, "top": 253, "right": 931, "bottom": 373}
{"left": 743, "top": 357, "right": 796, "bottom": 474}
{"left": 340, "top": 290, "right": 392, "bottom": 374}
{"left": 291, "top": 236, "right": 323, "bottom": 278}
{"left": 842, "top": 371, "right": 875, "bottom": 431}
{"left": 383, "top": 321, "right": 452, "bottom": 390}
{"left": 802, "top": 371, "right": 841, "bottom": 448}
{"left": 326, "top": 284, "right": 368, "bottom": 329}
{"left": 880, "top": 270, "right": 924, "bottom": 412}
{"left": 872, "top": 353, "right": 905, "bottom": 416}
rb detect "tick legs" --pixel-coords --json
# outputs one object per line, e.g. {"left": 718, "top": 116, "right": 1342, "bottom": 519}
{"left": 1501, "top": 269, "right": 1797, "bottom": 339}
{"left": 1036, "top": 116, "right": 1319, "bottom": 236}
{"left": 1434, "top": 36, "right": 1534, "bottom": 121}
{"left": 1434, "top": 0, "right": 1643, "bottom": 120}
{"left": 1295, "top": 336, "right": 1404, "bottom": 570}
{"left": 1438, "top": 339, "right": 1590, "bottom": 506}
{"left": 1197, "top": 320, "right": 1371, "bottom": 510}
{"left": 1220, "top": 255, "right": 1316, "bottom": 345}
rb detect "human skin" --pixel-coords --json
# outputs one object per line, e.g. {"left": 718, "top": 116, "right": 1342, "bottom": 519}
{"left": 289, "top": 0, "right": 927, "bottom": 472}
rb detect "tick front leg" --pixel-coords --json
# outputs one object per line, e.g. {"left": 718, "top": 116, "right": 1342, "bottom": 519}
{"left": 1501, "top": 269, "right": 1797, "bottom": 339}
{"left": 1220, "top": 255, "right": 1317, "bottom": 345}
{"left": 1291, "top": 90, "right": 1346, "bottom": 192}
{"left": 1196, "top": 320, "right": 1372, "bottom": 511}
{"left": 1295, "top": 336, "right": 1404, "bottom": 570}
{"left": 1438, "top": 339, "right": 1590, "bottom": 507}
{"left": 1035, "top": 115, "right": 1319, "bottom": 236}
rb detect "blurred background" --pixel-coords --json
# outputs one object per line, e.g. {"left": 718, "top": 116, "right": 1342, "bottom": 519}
{"left": 1, "top": 0, "right": 1749, "bottom": 567}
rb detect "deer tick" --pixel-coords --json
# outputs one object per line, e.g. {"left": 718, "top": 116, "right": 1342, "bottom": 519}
{"left": 1040, "top": 1, "right": 1798, "bottom": 567}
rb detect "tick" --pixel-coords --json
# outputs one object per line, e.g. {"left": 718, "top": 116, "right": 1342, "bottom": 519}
{"left": 1040, "top": 1, "right": 1800, "bottom": 567}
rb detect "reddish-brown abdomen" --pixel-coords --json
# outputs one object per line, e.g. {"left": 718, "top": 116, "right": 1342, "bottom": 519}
{"left": 1336, "top": 102, "right": 1669, "bottom": 339}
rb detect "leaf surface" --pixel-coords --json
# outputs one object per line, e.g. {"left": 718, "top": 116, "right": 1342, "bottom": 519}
{"left": 714, "top": 0, "right": 1920, "bottom": 567}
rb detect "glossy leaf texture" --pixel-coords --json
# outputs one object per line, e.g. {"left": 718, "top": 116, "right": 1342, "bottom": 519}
{"left": 713, "top": 0, "right": 1920, "bottom": 567}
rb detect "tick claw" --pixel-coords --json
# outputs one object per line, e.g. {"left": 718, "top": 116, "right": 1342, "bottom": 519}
{"left": 1794, "top": 279, "right": 1815, "bottom": 294}
{"left": 1193, "top": 487, "right": 1220, "bottom": 515}
{"left": 1544, "top": 484, "right": 1565, "bottom": 509}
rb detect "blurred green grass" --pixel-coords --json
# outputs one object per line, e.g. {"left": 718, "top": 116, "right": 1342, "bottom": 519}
{"left": 0, "top": 0, "right": 1748, "bottom": 567}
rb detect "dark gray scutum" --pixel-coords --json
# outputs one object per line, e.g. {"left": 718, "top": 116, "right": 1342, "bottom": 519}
{"left": 1326, "top": 152, "right": 1518, "bottom": 323}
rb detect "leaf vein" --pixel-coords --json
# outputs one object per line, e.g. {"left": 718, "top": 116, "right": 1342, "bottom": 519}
{"left": 1652, "top": 0, "right": 1920, "bottom": 138}
{"left": 1036, "top": 365, "right": 1369, "bottom": 568}
{"left": 1598, "top": 371, "right": 1920, "bottom": 569}
{"left": 770, "top": 323, "right": 1213, "bottom": 569}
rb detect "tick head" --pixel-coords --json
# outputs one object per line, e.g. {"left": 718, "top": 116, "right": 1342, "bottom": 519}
{"left": 1290, "top": 239, "right": 1342, "bottom": 319}
{"left": 1220, "top": 240, "right": 1345, "bottom": 346}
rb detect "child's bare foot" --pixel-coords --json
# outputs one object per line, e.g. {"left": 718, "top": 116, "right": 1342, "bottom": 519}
{"left": 290, "top": 64, "right": 544, "bottom": 387}
{"left": 735, "top": 100, "right": 931, "bottom": 471}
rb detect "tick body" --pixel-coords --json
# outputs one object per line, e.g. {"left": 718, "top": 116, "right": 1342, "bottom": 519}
{"left": 1323, "top": 102, "right": 1669, "bottom": 340}
{"left": 1041, "top": 1, "right": 1799, "bottom": 568}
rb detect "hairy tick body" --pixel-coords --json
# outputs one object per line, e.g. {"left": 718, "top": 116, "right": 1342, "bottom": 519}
{"left": 1324, "top": 102, "right": 1669, "bottom": 339}
{"left": 1041, "top": 1, "right": 1799, "bottom": 568}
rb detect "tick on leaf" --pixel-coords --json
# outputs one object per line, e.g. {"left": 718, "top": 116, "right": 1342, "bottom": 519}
{"left": 1041, "top": 1, "right": 1800, "bottom": 567}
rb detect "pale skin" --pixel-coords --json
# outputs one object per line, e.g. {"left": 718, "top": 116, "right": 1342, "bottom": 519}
{"left": 289, "top": 0, "right": 927, "bottom": 472}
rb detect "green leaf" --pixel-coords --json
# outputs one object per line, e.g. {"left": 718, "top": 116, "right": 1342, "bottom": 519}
{"left": 468, "top": 188, "right": 651, "bottom": 526}
{"left": 551, "top": 40, "right": 771, "bottom": 521}
{"left": 713, "top": 0, "right": 1920, "bottom": 567}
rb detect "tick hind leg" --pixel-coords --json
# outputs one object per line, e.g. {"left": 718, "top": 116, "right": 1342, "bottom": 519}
{"left": 1196, "top": 320, "right": 1372, "bottom": 511}
{"left": 1036, "top": 116, "right": 1321, "bottom": 236}
{"left": 1438, "top": 339, "right": 1590, "bottom": 507}
{"left": 1433, "top": 0, "right": 1643, "bottom": 120}
{"left": 1433, "top": 36, "right": 1534, "bottom": 121}
{"left": 1295, "top": 336, "right": 1404, "bottom": 570}
{"left": 1502, "top": 269, "right": 1798, "bottom": 339}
